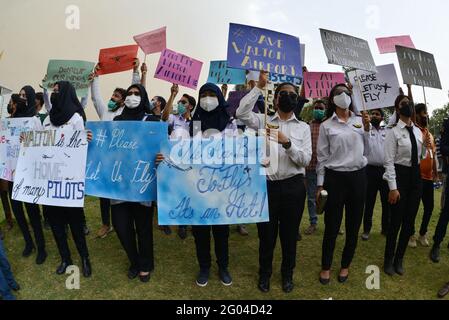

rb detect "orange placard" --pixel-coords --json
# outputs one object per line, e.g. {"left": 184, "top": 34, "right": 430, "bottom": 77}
{"left": 97, "top": 45, "right": 139, "bottom": 75}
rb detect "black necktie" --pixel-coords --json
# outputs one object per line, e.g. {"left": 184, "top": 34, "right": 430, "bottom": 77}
{"left": 406, "top": 126, "right": 419, "bottom": 169}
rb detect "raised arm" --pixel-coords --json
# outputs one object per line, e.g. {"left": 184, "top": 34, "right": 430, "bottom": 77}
{"left": 140, "top": 62, "right": 147, "bottom": 88}
{"left": 162, "top": 84, "right": 179, "bottom": 122}
{"left": 90, "top": 65, "right": 107, "bottom": 120}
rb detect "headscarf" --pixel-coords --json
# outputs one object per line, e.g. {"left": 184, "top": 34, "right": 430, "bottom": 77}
{"left": 189, "top": 83, "right": 231, "bottom": 136}
{"left": 14, "top": 85, "right": 37, "bottom": 118}
{"left": 49, "top": 81, "right": 86, "bottom": 126}
{"left": 114, "top": 84, "right": 150, "bottom": 121}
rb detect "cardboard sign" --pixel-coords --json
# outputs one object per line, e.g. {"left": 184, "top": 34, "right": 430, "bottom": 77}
{"left": 97, "top": 45, "right": 139, "bottom": 75}
{"left": 396, "top": 46, "right": 442, "bottom": 89}
{"left": 227, "top": 23, "right": 302, "bottom": 77}
{"left": 376, "top": 35, "right": 415, "bottom": 54}
{"left": 349, "top": 64, "right": 400, "bottom": 110}
{"left": 133, "top": 26, "right": 167, "bottom": 55}
{"left": 43, "top": 60, "right": 95, "bottom": 97}
{"left": 157, "top": 137, "right": 269, "bottom": 225}
{"left": 85, "top": 121, "right": 168, "bottom": 202}
{"left": 246, "top": 71, "right": 302, "bottom": 86}
{"left": 12, "top": 129, "right": 88, "bottom": 207}
{"left": 320, "top": 29, "right": 377, "bottom": 73}
{"left": 207, "top": 60, "right": 247, "bottom": 85}
{"left": 303, "top": 72, "right": 346, "bottom": 98}
{"left": 154, "top": 49, "right": 203, "bottom": 90}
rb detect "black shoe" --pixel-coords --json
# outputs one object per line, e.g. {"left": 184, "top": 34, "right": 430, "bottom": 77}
{"left": 163, "top": 226, "right": 172, "bottom": 236}
{"left": 83, "top": 225, "right": 90, "bottom": 236}
{"left": 128, "top": 268, "right": 139, "bottom": 280}
{"left": 22, "top": 245, "right": 35, "bottom": 258}
{"left": 139, "top": 273, "right": 150, "bottom": 283}
{"left": 394, "top": 259, "right": 404, "bottom": 276}
{"left": 282, "top": 277, "right": 294, "bottom": 293}
{"left": 384, "top": 259, "right": 395, "bottom": 276}
{"left": 196, "top": 269, "right": 210, "bottom": 287}
{"left": 319, "top": 276, "right": 330, "bottom": 285}
{"left": 178, "top": 227, "right": 187, "bottom": 240}
{"left": 82, "top": 258, "right": 92, "bottom": 278}
{"left": 219, "top": 269, "right": 233, "bottom": 286}
{"left": 296, "top": 233, "right": 302, "bottom": 242}
{"left": 36, "top": 250, "right": 47, "bottom": 265}
{"left": 258, "top": 277, "right": 270, "bottom": 293}
{"left": 430, "top": 245, "right": 441, "bottom": 263}
{"left": 56, "top": 261, "right": 73, "bottom": 275}
{"left": 338, "top": 273, "right": 349, "bottom": 283}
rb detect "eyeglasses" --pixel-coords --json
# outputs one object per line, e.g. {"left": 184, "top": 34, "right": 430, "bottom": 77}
{"left": 278, "top": 91, "right": 298, "bottom": 100}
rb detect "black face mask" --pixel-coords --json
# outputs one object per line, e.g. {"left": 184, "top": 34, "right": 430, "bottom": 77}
{"left": 16, "top": 99, "right": 27, "bottom": 112}
{"left": 51, "top": 93, "right": 59, "bottom": 107}
{"left": 7, "top": 104, "right": 13, "bottom": 115}
{"left": 278, "top": 93, "right": 298, "bottom": 113}
{"left": 399, "top": 101, "right": 413, "bottom": 118}
{"left": 371, "top": 118, "right": 381, "bottom": 127}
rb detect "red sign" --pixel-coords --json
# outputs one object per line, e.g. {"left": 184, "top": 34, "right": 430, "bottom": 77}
{"left": 97, "top": 45, "right": 139, "bottom": 75}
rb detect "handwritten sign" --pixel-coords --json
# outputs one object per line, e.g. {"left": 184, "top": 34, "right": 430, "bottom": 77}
{"left": 376, "top": 36, "right": 415, "bottom": 54}
{"left": 97, "top": 45, "right": 139, "bottom": 76}
{"left": 349, "top": 64, "right": 400, "bottom": 111}
{"left": 320, "top": 29, "right": 377, "bottom": 73}
{"left": 303, "top": 72, "right": 346, "bottom": 98}
{"left": 133, "top": 26, "right": 167, "bottom": 55}
{"left": 246, "top": 71, "right": 302, "bottom": 86}
{"left": 157, "top": 137, "right": 269, "bottom": 225}
{"left": 396, "top": 46, "right": 442, "bottom": 89}
{"left": 85, "top": 121, "right": 168, "bottom": 202}
{"left": 43, "top": 60, "right": 95, "bottom": 97}
{"left": 154, "top": 49, "right": 203, "bottom": 90}
{"left": 0, "top": 118, "right": 39, "bottom": 181}
{"left": 12, "top": 129, "right": 88, "bottom": 207}
{"left": 207, "top": 60, "right": 246, "bottom": 85}
{"left": 227, "top": 23, "right": 302, "bottom": 78}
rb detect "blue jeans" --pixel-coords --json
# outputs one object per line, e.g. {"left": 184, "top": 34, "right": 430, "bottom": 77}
{"left": 0, "top": 239, "right": 17, "bottom": 300}
{"left": 306, "top": 170, "right": 318, "bottom": 226}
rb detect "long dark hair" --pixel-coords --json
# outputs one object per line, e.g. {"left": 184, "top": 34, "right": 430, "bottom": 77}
{"left": 325, "top": 83, "right": 355, "bottom": 119}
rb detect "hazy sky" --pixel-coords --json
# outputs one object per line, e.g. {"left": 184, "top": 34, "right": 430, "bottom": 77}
{"left": 1, "top": 0, "right": 448, "bottom": 119}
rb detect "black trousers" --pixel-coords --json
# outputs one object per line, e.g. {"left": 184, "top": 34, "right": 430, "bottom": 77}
{"left": 192, "top": 225, "right": 229, "bottom": 271}
{"left": 433, "top": 174, "right": 449, "bottom": 246}
{"left": 100, "top": 198, "right": 111, "bottom": 226}
{"left": 111, "top": 203, "right": 154, "bottom": 272}
{"left": 363, "top": 165, "right": 390, "bottom": 234}
{"left": 257, "top": 174, "right": 306, "bottom": 279}
{"left": 8, "top": 183, "right": 45, "bottom": 251}
{"left": 413, "top": 179, "right": 434, "bottom": 236}
{"left": 322, "top": 168, "right": 367, "bottom": 271}
{"left": 385, "top": 165, "right": 422, "bottom": 262}
{"left": 1, "top": 191, "right": 12, "bottom": 222}
{"left": 46, "top": 206, "right": 89, "bottom": 262}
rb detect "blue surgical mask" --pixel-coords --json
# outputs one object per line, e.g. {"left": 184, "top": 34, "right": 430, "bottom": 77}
{"left": 177, "top": 102, "right": 187, "bottom": 115}
{"left": 108, "top": 100, "right": 118, "bottom": 111}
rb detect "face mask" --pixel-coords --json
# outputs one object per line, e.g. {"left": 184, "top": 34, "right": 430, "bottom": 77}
{"left": 399, "top": 101, "right": 413, "bottom": 118}
{"left": 177, "top": 102, "right": 187, "bottom": 115}
{"left": 16, "top": 98, "right": 27, "bottom": 112}
{"left": 124, "top": 95, "right": 141, "bottom": 109}
{"left": 51, "top": 93, "right": 59, "bottom": 107}
{"left": 313, "top": 109, "right": 325, "bottom": 121}
{"left": 333, "top": 92, "right": 352, "bottom": 110}
{"left": 278, "top": 93, "right": 298, "bottom": 113}
{"left": 200, "top": 97, "right": 219, "bottom": 112}
{"left": 150, "top": 100, "right": 156, "bottom": 110}
{"left": 371, "top": 118, "right": 381, "bottom": 127}
{"left": 7, "top": 104, "right": 13, "bottom": 115}
{"left": 108, "top": 100, "right": 118, "bottom": 111}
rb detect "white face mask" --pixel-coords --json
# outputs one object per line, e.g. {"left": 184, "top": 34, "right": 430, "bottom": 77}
{"left": 333, "top": 92, "right": 352, "bottom": 110}
{"left": 200, "top": 97, "right": 219, "bottom": 112}
{"left": 125, "top": 95, "right": 141, "bottom": 109}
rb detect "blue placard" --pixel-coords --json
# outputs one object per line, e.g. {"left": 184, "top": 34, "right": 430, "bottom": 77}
{"left": 157, "top": 136, "right": 269, "bottom": 226}
{"left": 207, "top": 60, "right": 247, "bottom": 85}
{"left": 85, "top": 121, "right": 168, "bottom": 202}
{"left": 227, "top": 23, "right": 302, "bottom": 78}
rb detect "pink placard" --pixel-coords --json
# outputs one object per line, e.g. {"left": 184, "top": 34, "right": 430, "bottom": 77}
{"left": 133, "top": 26, "right": 167, "bottom": 55}
{"left": 376, "top": 36, "right": 415, "bottom": 54}
{"left": 303, "top": 72, "right": 346, "bottom": 99}
{"left": 154, "top": 49, "right": 203, "bottom": 90}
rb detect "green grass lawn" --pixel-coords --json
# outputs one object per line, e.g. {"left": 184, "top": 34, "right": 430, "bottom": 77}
{"left": 1, "top": 193, "right": 449, "bottom": 300}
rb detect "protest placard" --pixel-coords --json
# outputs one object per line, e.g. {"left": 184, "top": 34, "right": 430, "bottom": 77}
{"left": 133, "top": 26, "right": 167, "bottom": 55}
{"left": 12, "top": 129, "right": 88, "bottom": 207}
{"left": 43, "top": 60, "right": 95, "bottom": 97}
{"left": 207, "top": 60, "right": 246, "bottom": 84}
{"left": 97, "top": 45, "right": 139, "bottom": 75}
{"left": 376, "top": 35, "right": 415, "bottom": 54}
{"left": 85, "top": 121, "right": 168, "bottom": 202}
{"left": 303, "top": 72, "right": 346, "bottom": 98}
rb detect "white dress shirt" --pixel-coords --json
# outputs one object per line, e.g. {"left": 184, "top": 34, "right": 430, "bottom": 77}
{"left": 168, "top": 114, "right": 191, "bottom": 139}
{"left": 366, "top": 125, "right": 387, "bottom": 167}
{"left": 236, "top": 87, "right": 312, "bottom": 181}
{"left": 317, "top": 112, "right": 370, "bottom": 187}
{"left": 42, "top": 113, "right": 85, "bottom": 131}
{"left": 383, "top": 119, "right": 424, "bottom": 191}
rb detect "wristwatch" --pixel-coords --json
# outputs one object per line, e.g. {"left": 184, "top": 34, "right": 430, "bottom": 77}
{"left": 282, "top": 139, "right": 292, "bottom": 150}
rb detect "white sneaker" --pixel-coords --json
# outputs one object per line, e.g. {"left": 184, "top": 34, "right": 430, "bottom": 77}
{"left": 419, "top": 235, "right": 430, "bottom": 247}
{"left": 408, "top": 236, "right": 418, "bottom": 248}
